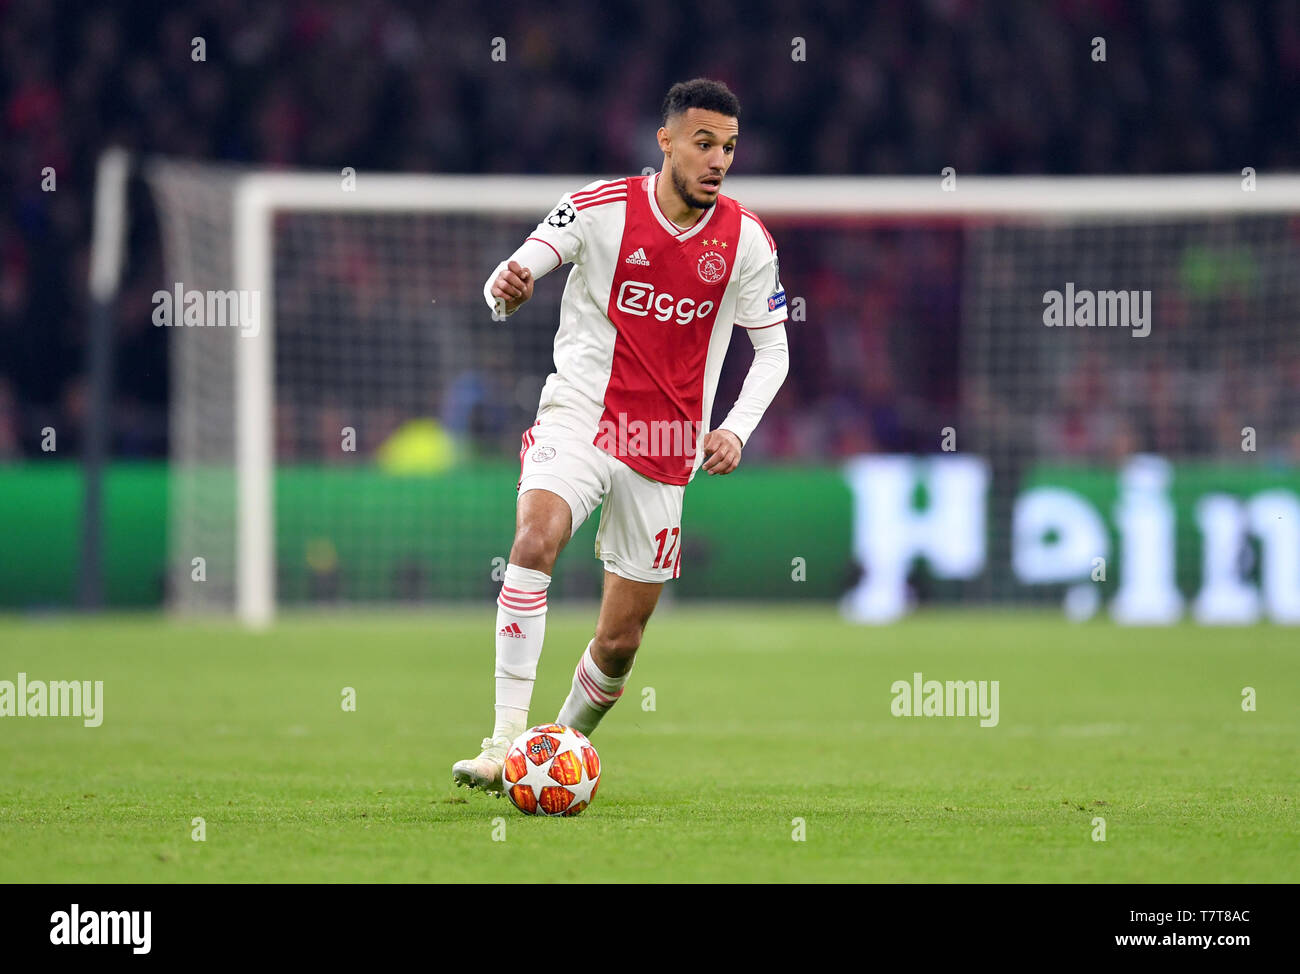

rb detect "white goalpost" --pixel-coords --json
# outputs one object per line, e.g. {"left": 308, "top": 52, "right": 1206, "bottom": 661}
{"left": 135, "top": 158, "right": 1300, "bottom": 625}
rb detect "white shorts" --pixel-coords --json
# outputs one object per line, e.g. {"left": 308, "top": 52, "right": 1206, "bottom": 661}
{"left": 517, "top": 419, "right": 684, "bottom": 583}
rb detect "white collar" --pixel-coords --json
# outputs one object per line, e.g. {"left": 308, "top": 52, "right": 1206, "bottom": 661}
{"left": 648, "top": 171, "right": 718, "bottom": 241}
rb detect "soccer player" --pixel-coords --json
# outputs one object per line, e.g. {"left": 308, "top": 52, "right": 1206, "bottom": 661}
{"left": 453, "top": 78, "right": 789, "bottom": 792}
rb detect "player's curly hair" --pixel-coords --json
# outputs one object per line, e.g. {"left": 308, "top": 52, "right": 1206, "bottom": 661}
{"left": 662, "top": 78, "right": 741, "bottom": 124}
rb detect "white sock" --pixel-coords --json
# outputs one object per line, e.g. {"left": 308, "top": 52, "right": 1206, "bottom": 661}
{"left": 556, "top": 641, "right": 630, "bottom": 736}
{"left": 492, "top": 563, "right": 551, "bottom": 743}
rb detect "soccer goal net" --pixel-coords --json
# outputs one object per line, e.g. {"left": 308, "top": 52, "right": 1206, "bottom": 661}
{"left": 141, "top": 161, "right": 1300, "bottom": 625}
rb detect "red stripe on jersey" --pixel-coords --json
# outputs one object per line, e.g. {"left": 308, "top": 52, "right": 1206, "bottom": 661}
{"left": 571, "top": 181, "right": 624, "bottom": 202}
{"left": 576, "top": 188, "right": 626, "bottom": 198}
{"left": 575, "top": 198, "right": 626, "bottom": 212}
{"left": 575, "top": 193, "right": 626, "bottom": 211}
{"left": 525, "top": 236, "right": 563, "bottom": 266}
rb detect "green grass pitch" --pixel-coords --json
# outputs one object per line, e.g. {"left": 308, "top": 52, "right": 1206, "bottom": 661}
{"left": 0, "top": 607, "right": 1295, "bottom": 883}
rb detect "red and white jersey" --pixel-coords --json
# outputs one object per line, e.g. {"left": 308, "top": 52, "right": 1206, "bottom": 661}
{"left": 517, "top": 172, "right": 787, "bottom": 485}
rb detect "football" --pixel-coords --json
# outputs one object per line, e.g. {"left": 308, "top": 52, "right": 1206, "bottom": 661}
{"left": 503, "top": 724, "right": 601, "bottom": 816}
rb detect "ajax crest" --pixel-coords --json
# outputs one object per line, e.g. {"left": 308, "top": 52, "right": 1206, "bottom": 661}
{"left": 697, "top": 250, "right": 727, "bottom": 285}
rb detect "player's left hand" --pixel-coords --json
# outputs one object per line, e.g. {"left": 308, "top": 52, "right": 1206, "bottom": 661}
{"left": 700, "top": 429, "right": 743, "bottom": 475}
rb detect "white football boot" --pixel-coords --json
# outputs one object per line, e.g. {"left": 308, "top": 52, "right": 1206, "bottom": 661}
{"left": 451, "top": 736, "right": 511, "bottom": 794}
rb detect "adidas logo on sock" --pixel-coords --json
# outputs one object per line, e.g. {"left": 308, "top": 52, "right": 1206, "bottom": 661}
{"left": 623, "top": 247, "right": 650, "bottom": 266}
{"left": 499, "top": 622, "right": 525, "bottom": 638}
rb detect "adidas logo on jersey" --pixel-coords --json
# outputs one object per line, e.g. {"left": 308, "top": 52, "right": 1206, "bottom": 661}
{"left": 499, "top": 623, "right": 525, "bottom": 638}
{"left": 623, "top": 247, "right": 651, "bottom": 266}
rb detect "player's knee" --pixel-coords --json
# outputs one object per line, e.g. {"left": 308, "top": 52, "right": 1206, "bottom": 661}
{"left": 509, "top": 526, "right": 562, "bottom": 574}
{"left": 592, "top": 625, "right": 643, "bottom": 664}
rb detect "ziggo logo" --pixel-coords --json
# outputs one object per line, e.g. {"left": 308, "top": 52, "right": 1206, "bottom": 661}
{"left": 615, "top": 282, "right": 715, "bottom": 325}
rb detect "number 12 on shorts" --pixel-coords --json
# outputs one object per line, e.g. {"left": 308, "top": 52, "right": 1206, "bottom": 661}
{"left": 651, "top": 527, "right": 680, "bottom": 570}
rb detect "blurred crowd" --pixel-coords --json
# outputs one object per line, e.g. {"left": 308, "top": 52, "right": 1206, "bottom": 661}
{"left": 3, "top": 0, "right": 1299, "bottom": 462}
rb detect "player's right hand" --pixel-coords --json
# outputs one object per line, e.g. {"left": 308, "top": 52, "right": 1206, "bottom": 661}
{"left": 491, "top": 260, "right": 534, "bottom": 315}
